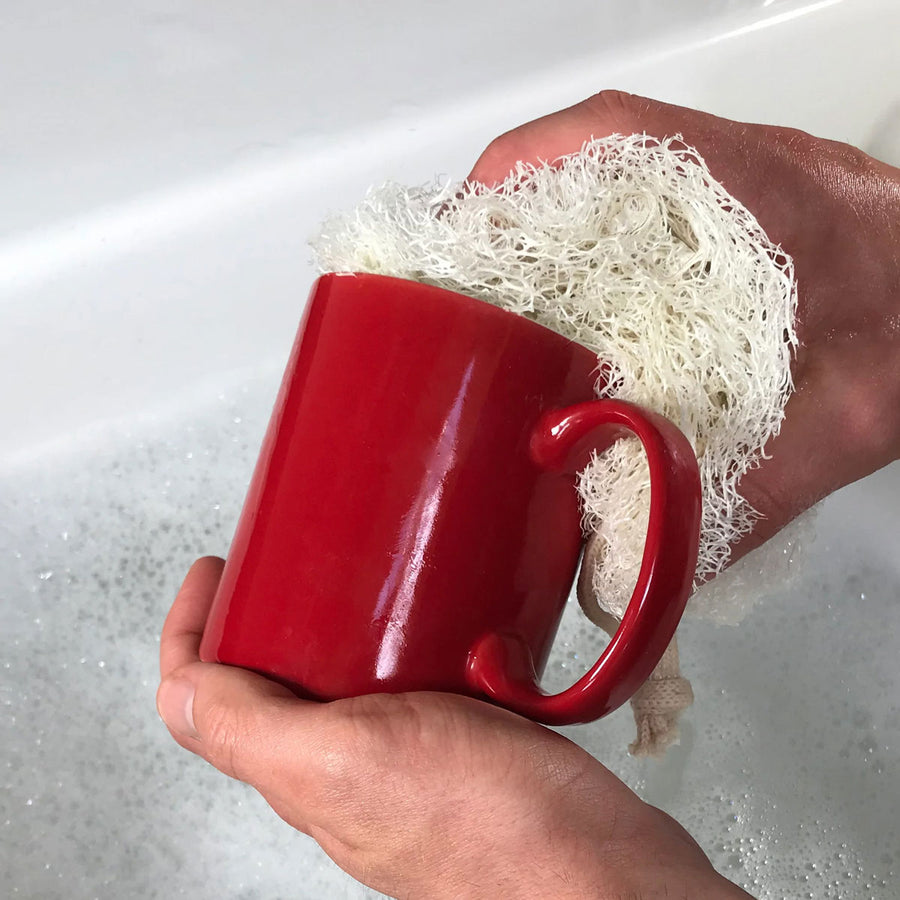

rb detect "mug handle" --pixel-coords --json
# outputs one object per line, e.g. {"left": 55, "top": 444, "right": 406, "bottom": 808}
{"left": 465, "top": 399, "right": 702, "bottom": 726}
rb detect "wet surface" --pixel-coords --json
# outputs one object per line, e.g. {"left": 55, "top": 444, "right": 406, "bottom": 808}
{"left": 2, "top": 372, "right": 897, "bottom": 898}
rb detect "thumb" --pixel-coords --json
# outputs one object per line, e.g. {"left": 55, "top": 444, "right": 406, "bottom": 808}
{"left": 156, "top": 660, "right": 326, "bottom": 792}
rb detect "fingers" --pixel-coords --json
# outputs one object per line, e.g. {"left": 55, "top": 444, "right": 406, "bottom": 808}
{"left": 157, "top": 658, "right": 319, "bottom": 786}
{"left": 465, "top": 90, "right": 802, "bottom": 245}
{"left": 466, "top": 90, "right": 637, "bottom": 183}
{"left": 157, "top": 558, "right": 340, "bottom": 830}
{"left": 159, "top": 555, "right": 225, "bottom": 679}
{"left": 728, "top": 360, "right": 869, "bottom": 565}
{"left": 466, "top": 90, "right": 728, "bottom": 186}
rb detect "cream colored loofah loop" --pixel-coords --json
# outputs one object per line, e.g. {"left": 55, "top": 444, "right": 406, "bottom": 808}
{"left": 627, "top": 638, "right": 694, "bottom": 758}
{"left": 577, "top": 530, "right": 693, "bottom": 756}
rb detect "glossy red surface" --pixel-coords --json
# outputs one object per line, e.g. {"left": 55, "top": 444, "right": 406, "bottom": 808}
{"left": 199, "top": 272, "right": 701, "bottom": 725}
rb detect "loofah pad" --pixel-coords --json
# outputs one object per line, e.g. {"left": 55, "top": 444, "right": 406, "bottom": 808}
{"left": 311, "top": 135, "right": 798, "bottom": 620}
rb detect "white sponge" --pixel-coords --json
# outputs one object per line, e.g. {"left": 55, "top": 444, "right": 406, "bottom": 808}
{"left": 310, "top": 135, "right": 798, "bottom": 619}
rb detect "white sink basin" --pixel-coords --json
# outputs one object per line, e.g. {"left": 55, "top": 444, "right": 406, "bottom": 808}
{"left": 2, "top": 1, "right": 898, "bottom": 897}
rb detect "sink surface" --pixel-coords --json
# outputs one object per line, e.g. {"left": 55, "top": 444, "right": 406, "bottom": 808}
{"left": 2, "top": 1, "right": 898, "bottom": 897}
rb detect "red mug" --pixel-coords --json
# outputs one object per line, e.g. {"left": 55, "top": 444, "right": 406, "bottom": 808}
{"left": 199, "top": 272, "right": 701, "bottom": 725}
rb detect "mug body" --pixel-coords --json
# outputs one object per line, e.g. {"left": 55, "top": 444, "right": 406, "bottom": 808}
{"left": 200, "top": 273, "right": 603, "bottom": 700}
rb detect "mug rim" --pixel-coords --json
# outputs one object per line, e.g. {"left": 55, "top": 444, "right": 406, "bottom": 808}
{"left": 319, "top": 270, "right": 598, "bottom": 368}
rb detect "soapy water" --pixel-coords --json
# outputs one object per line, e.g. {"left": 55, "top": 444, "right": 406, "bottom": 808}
{"left": 1, "top": 373, "right": 898, "bottom": 898}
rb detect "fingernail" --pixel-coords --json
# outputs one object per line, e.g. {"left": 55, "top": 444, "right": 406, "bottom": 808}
{"left": 157, "top": 677, "right": 199, "bottom": 739}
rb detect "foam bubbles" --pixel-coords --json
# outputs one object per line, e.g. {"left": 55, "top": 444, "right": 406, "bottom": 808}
{"left": 2, "top": 372, "right": 898, "bottom": 898}
{"left": 0, "top": 375, "right": 386, "bottom": 899}
{"left": 544, "top": 472, "right": 900, "bottom": 898}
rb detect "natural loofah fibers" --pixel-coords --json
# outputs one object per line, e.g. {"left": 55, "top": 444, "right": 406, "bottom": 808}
{"left": 310, "top": 135, "right": 798, "bottom": 620}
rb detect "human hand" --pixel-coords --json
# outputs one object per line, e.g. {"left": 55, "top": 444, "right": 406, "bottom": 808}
{"left": 158, "top": 557, "right": 749, "bottom": 899}
{"left": 468, "top": 91, "right": 900, "bottom": 563}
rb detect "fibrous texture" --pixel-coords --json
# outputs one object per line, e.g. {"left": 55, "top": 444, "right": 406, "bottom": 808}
{"left": 311, "top": 135, "right": 798, "bottom": 619}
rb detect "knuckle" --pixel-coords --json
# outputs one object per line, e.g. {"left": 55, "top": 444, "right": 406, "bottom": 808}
{"left": 472, "top": 129, "right": 531, "bottom": 182}
{"left": 291, "top": 696, "right": 418, "bottom": 821}
{"left": 325, "top": 694, "right": 431, "bottom": 780}
{"left": 333, "top": 693, "right": 420, "bottom": 751}
{"left": 582, "top": 89, "right": 642, "bottom": 126}
{"left": 201, "top": 699, "right": 252, "bottom": 783}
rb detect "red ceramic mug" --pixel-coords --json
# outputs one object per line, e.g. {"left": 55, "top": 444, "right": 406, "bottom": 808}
{"left": 199, "top": 272, "right": 701, "bottom": 725}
